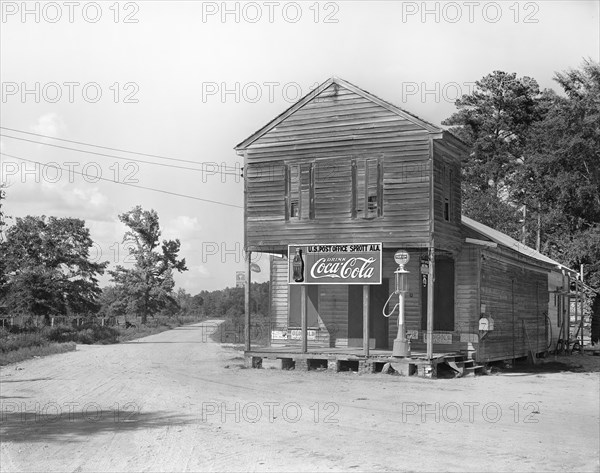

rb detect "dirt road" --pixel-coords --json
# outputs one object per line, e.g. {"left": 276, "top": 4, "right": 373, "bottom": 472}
{"left": 1, "top": 321, "right": 598, "bottom": 472}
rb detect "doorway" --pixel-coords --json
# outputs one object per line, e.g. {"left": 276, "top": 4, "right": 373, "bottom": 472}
{"left": 421, "top": 257, "right": 455, "bottom": 331}
{"left": 348, "top": 279, "right": 390, "bottom": 349}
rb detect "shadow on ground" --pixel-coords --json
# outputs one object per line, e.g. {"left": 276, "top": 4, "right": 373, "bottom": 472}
{"left": 0, "top": 409, "right": 196, "bottom": 443}
{"left": 492, "top": 355, "right": 600, "bottom": 376}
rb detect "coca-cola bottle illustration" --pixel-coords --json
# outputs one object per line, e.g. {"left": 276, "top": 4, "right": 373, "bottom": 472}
{"left": 292, "top": 248, "right": 304, "bottom": 283}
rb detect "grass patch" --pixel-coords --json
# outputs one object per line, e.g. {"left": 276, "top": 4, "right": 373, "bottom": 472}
{"left": 0, "top": 331, "right": 48, "bottom": 353}
{"left": 0, "top": 342, "right": 76, "bottom": 366}
{"left": 47, "top": 324, "right": 119, "bottom": 345}
{"left": 0, "top": 315, "right": 204, "bottom": 364}
{"left": 209, "top": 317, "right": 270, "bottom": 346}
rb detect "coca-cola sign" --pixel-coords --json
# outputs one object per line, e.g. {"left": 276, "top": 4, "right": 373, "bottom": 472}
{"left": 288, "top": 243, "right": 382, "bottom": 285}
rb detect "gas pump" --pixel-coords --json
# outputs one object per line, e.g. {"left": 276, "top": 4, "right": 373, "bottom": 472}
{"left": 383, "top": 250, "right": 410, "bottom": 357}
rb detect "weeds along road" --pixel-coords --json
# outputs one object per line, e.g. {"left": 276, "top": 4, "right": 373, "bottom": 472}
{"left": 1, "top": 320, "right": 598, "bottom": 473}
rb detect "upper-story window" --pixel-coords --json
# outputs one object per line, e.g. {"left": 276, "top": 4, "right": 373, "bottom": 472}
{"left": 443, "top": 163, "right": 453, "bottom": 222}
{"left": 285, "top": 162, "right": 314, "bottom": 220}
{"left": 352, "top": 157, "right": 383, "bottom": 219}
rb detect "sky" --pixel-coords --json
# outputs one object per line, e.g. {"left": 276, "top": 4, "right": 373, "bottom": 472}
{"left": 1, "top": 0, "right": 598, "bottom": 292}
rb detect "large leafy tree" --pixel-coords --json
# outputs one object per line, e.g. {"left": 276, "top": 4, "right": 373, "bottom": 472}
{"left": 515, "top": 59, "right": 600, "bottom": 288}
{"left": 444, "top": 61, "right": 600, "bottom": 292}
{"left": 442, "top": 70, "right": 547, "bottom": 239}
{"left": 109, "top": 206, "right": 187, "bottom": 324}
{"left": 0, "top": 215, "right": 107, "bottom": 320}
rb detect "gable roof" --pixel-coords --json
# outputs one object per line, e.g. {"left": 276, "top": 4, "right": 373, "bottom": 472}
{"left": 234, "top": 76, "right": 444, "bottom": 151}
{"left": 461, "top": 215, "right": 577, "bottom": 273}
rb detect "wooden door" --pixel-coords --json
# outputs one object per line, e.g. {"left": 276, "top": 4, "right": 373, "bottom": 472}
{"left": 421, "top": 257, "right": 455, "bottom": 331}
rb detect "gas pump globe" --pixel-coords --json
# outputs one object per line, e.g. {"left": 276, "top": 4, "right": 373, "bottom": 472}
{"left": 383, "top": 250, "right": 411, "bottom": 357}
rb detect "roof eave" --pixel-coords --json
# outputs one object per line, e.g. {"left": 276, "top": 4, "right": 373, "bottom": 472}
{"left": 234, "top": 76, "right": 444, "bottom": 151}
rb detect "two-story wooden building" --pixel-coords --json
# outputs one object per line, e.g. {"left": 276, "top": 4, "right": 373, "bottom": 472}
{"left": 235, "top": 77, "right": 578, "bottom": 375}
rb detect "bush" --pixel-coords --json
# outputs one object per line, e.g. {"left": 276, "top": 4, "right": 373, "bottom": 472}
{"left": 0, "top": 331, "right": 47, "bottom": 353}
{"left": 46, "top": 324, "right": 77, "bottom": 343}
{"left": 0, "top": 342, "right": 76, "bottom": 366}
{"left": 47, "top": 324, "right": 119, "bottom": 344}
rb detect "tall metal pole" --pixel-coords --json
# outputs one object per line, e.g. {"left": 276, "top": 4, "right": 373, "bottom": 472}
{"left": 398, "top": 290, "right": 405, "bottom": 341}
{"left": 363, "top": 285, "right": 370, "bottom": 356}
{"left": 301, "top": 285, "right": 307, "bottom": 354}
{"left": 426, "top": 245, "right": 435, "bottom": 360}
{"left": 580, "top": 264, "right": 585, "bottom": 353}
{"left": 566, "top": 274, "right": 571, "bottom": 350}
{"left": 392, "top": 266, "right": 410, "bottom": 357}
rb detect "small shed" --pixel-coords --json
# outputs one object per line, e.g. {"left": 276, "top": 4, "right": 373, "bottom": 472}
{"left": 235, "top": 77, "right": 580, "bottom": 374}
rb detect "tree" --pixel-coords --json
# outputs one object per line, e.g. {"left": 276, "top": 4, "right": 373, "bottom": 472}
{"left": 109, "top": 206, "right": 187, "bottom": 324}
{"left": 0, "top": 215, "right": 107, "bottom": 320}
{"left": 442, "top": 70, "right": 547, "bottom": 241}
{"left": 444, "top": 62, "right": 600, "bottom": 291}
{"left": 97, "top": 285, "right": 127, "bottom": 319}
{"left": 173, "top": 288, "right": 204, "bottom": 318}
{"left": 516, "top": 59, "right": 600, "bottom": 288}
{"left": 0, "top": 186, "right": 7, "bottom": 307}
{"left": 0, "top": 185, "right": 6, "bottom": 241}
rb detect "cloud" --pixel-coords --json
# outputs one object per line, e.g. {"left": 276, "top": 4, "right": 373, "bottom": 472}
{"left": 163, "top": 215, "right": 202, "bottom": 242}
{"left": 5, "top": 181, "right": 114, "bottom": 222}
{"left": 32, "top": 113, "right": 66, "bottom": 137}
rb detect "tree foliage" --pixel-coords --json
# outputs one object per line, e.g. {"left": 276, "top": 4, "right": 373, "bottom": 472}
{"left": 195, "top": 282, "right": 269, "bottom": 320}
{"left": 444, "top": 60, "right": 600, "bottom": 289}
{"left": 0, "top": 215, "right": 107, "bottom": 318}
{"left": 0, "top": 186, "right": 6, "bottom": 302}
{"left": 109, "top": 206, "right": 187, "bottom": 324}
{"left": 518, "top": 59, "right": 600, "bottom": 287}
{"left": 443, "top": 70, "right": 544, "bottom": 191}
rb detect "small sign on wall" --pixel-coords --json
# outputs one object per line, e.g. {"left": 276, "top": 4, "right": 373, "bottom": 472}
{"left": 406, "top": 330, "right": 419, "bottom": 340}
{"left": 289, "top": 329, "right": 317, "bottom": 340}
{"left": 235, "top": 271, "right": 245, "bottom": 288}
{"left": 423, "top": 333, "right": 453, "bottom": 344}
{"left": 271, "top": 330, "right": 287, "bottom": 340}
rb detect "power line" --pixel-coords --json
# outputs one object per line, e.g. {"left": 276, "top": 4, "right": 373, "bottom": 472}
{"left": 0, "top": 152, "right": 244, "bottom": 209}
{"left": 0, "top": 126, "right": 240, "bottom": 171}
{"left": 0, "top": 133, "right": 241, "bottom": 176}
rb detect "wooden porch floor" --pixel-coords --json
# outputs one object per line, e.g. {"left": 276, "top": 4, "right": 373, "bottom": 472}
{"left": 245, "top": 345, "right": 460, "bottom": 361}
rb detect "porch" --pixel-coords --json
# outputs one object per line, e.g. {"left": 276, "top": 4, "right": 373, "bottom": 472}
{"left": 244, "top": 346, "right": 481, "bottom": 378}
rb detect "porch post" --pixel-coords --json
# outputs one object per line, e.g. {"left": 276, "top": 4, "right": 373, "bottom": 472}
{"left": 363, "top": 285, "right": 370, "bottom": 356}
{"left": 245, "top": 251, "right": 252, "bottom": 352}
{"left": 301, "top": 285, "right": 307, "bottom": 354}
{"left": 565, "top": 274, "right": 571, "bottom": 350}
{"left": 426, "top": 246, "right": 435, "bottom": 359}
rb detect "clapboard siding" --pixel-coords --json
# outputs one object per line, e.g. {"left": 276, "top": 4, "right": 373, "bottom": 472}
{"left": 433, "top": 139, "right": 462, "bottom": 254}
{"left": 243, "top": 83, "right": 437, "bottom": 250}
{"left": 477, "top": 250, "right": 549, "bottom": 362}
{"left": 270, "top": 256, "right": 289, "bottom": 329}
{"left": 245, "top": 147, "right": 433, "bottom": 249}
{"left": 455, "top": 245, "right": 480, "bottom": 334}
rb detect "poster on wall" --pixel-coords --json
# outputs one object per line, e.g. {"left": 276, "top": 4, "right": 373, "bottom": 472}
{"left": 235, "top": 271, "right": 245, "bottom": 288}
{"left": 288, "top": 243, "right": 382, "bottom": 285}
